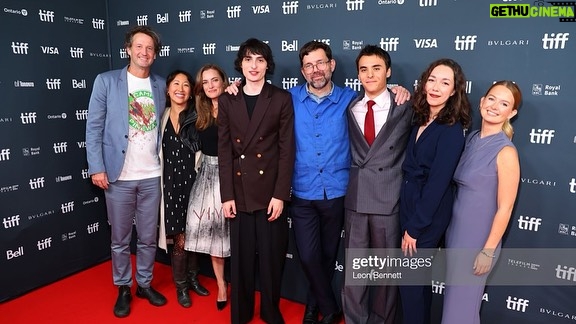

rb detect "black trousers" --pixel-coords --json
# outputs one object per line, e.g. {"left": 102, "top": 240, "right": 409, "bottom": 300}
{"left": 230, "top": 208, "right": 288, "bottom": 324}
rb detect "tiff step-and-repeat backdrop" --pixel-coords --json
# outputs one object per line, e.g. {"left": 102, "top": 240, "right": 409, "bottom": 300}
{"left": 2, "top": 0, "right": 576, "bottom": 323}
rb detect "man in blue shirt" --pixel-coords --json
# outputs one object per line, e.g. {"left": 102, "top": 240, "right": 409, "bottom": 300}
{"left": 289, "top": 41, "right": 408, "bottom": 324}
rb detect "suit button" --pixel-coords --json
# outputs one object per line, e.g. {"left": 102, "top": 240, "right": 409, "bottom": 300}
{"left": 259, "top": 136, "right": 263, "bottom": 141}
{"left": 319, "top": 169, "right": 323, "bottom": 173}
{"left": 236, "top": 138, "right": 241, "bottom": 143}
{"left": 240, "top": 155, "right": 245, "bottom": 159}
{"left": 236, "top": 172, "right": 241, "bottom": 176}
{"left": 124, "top": 135, "right": 128, "bottom": 139}
{"left": 257, "top": 153, "right": 262, "bottom": 158}
{"left": 379, "top": 168, "right": 383, "bottom": 171}
{"left": 122, "top": 150, "right": 125, "bottom": 154}
{"left": 259, "top": 170, "right": 264, "bottom": 175}
{"left": 389, "top": 146, "right": 394, "bottom": 150}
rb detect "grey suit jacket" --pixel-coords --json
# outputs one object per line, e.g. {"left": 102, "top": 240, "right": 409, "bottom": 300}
{"left": 345, "top": 91, "right": 412, "bottom": 215}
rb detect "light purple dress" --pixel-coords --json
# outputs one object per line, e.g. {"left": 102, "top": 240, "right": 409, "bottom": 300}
{"left": 441, "top": 130, "right": 515, "bottom": 324}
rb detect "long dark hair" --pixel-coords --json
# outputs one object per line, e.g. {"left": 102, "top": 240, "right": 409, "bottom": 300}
{"left": 194, "top": 64, "right": 229, "bottom": 131}
{"left": 413, "top": 58, "right": 471, "bottom": 129}
{"left": 165, "top": 70, "right": 194, "bottom": 129}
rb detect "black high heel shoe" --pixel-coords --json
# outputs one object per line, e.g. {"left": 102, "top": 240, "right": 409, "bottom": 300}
{"left": 216, "top": 281, "right": 228, "bottom": 311}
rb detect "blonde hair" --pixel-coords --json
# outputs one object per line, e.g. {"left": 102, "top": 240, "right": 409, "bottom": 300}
{"left": 484, "top": 81, "right": 522, "bottom": 139}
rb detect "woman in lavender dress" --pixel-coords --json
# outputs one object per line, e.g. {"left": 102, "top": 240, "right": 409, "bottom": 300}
{"left": 442, "top": 81, "right": 522, "bottom": 324}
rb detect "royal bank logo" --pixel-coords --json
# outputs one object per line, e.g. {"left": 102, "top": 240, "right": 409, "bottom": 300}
{"left": 282, "top": 1, "right": 299, "bottom": 14}
{"left": 529, "top": 128, "right": 555, "bottom": 144}
{"left": 542, "top": 32, "right": 569, "bottom": 49}
{"left": 253, "top": 4, "right": 271, "bottom": 14}
{"left": 29, "top": 177, "right": 45, "bottom": 189}
{"left": 159, "top": 45, "right": 170, "bottom": 57}
{"left": 37, "top": 237, "right": 52, "bottom": 250}
{"left": 345, "top": 78, "right": 362, "bottom": 92}
{"left": 22, "top": 147, "right": 40, "bottom": 157}
{"left": 92, "top": 18, "right": 105, "bottom": 29}
{"left": 61, "top": 201, "right": 74, "bottom": 214}
{"left": 11, "top": 41, "right": 29, "bottom": 55}
{"left": 64, "top": 16, "right": 84, "bottom": 24}
{"left": 39, "top": 9, "right": 54, "bottom": 22}
{"left": 281, "top": 40, "right": 298, "bottom": 52}
{"left": 136, "top": 15, "right": 148, "bottom": 25}
{"left": 557, "top": 223, "right": 576, "bottom": 236}
{"left": 4, "top": 8, "right": 28, "bottom": 16}
{"left": 343, "top": 40, "right": 364, "bottom": 50}
{"left": 282, "top": 78, "right": 299, "bottom": 90}
{"left": 227, "top": 5, "right": 241, "bottom": 18}
{"left": 414, "top": 38, "right": 437, "bottom": 49}
{"left": 346, "top": 0, "right": 365, "bottom": 10}
{"left": 531, "top": 83, "right": 561, "bottom": 96}
{"left": 455, "top": 35, "right": 477, "bottom": 50}
{"left": 87, "top": 222, "right": 100, "bottom": 234}
{"left": 200, "top": 9, "right": 215, "bottom": 19}
{"left": 380, "top": 37, "right": 400, "bottom": 51}
{"left": 179, "top": 10, "right": 192, "bottom": 22}
{"left": 61, "top": 231, "right": 77, "bottom": 241}
{"left": 156, "top": 13, "right": 169, "bottom": 23}
{"left": 46, "top": 79, "right": 61, "bottom": 90}
{"left": 6, "top": 246, "right": 24, "bottom": 260}
{"left": 20, "top": 112, "right": 37, "bottom": 124}
{"left": 203, "top": 43, "right": 216, "bottom": 55}
{"left": 420, "top": 0, "right": 437, "bottom": 6}
{"left": 506, "top": 296, "right": 529, "bottom": 312}
{"left": 3, "top": 215, "right": 20, "bottom": 229}
{"left": 53, "top": 142, "right": 68, "bottom": 153}
{"left": 518, "top": 215, "right": 542, "bottom": 231}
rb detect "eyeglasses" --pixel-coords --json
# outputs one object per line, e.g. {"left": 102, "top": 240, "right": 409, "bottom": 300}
{"left": 302, "top": 60, "right": 330, "bottom": 73}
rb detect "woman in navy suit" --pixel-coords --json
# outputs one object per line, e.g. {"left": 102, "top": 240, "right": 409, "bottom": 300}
{"left": 398, "top": 58, "right": 472, "bottom": 324}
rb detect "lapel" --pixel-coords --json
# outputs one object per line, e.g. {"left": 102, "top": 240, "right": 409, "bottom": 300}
{"left": 118, "top": 67, "right": 130, "bottom": 129}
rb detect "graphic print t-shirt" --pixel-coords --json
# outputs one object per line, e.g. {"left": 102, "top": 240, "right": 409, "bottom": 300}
{"left": 118, "top": 72, "right": 161, "bottom": 180}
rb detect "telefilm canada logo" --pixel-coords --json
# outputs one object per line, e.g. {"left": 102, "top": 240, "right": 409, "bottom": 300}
{"left": 490, "top": 1, "right": 576, "bottom": 22}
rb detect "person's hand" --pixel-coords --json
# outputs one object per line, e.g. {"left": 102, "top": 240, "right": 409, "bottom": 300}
{"left": 222, "top": 200, "right": 237, "bottom": 218}
{"left": 225, "top": 79, "right": 242, "bottom": 96}
{"left": 91, "top": 172, "right": 109, "bottom": 190}
{"left": 401, "top": 230, "right": 417, "bottom": 257}
{"left": 473, "top": 249, "right": 495, "bottom": 276}
{"left": 267, "top": 197, "right": 284, "bottom": 222}
{"left": 390, "top": 86, "right": 411, "bottom": 105}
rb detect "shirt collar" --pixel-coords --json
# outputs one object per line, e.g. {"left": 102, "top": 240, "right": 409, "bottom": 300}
{"left": 306, "top": 81, "right": 334, "bottom": 104}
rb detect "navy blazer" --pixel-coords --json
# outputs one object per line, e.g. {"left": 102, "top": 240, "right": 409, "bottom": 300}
{"left": 399, "top": 120, "right": 465, "bottom": 246}
{"left": 86, "top": 66, "right": 166, "bottom": 182}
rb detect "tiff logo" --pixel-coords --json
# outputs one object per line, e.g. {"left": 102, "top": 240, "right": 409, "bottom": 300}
{"left": 6, "top": 246, "right": 24, "bottom": 260}
{"left": 92, "top": 18, "right": 105, "bottom": 29}
{"left": 282, "top": 78, "right": 298, "bottom": 90}
{"left": 3, "top": 215, "right": 20, "bottom": 228}
{"left": 159, "top": 45, "right": 170, "bottom": 57}
{"left": 11, "top": 42, "right": 29, "bottom": 55}
{"left": 346, "top": 0, "right": 364, "bottom": 11}
{"left": 529, "top": 129, "right": 555, "bottom": 144}
{"left": 37, "top": 237, "right": 52, "bottom": 250}
{"left": 120, "top": 49, "right": 128, "bottom": 59}
{"left": 227, "top": 6, "right": 241, "bottom": 18}
{"left": 29, "top": 177, "right": 45, "bottom": 189}
{"left": 518, "top": 216, "right": 542, "bottom": 231}
{"left": 136, "top": 15, "right": 148, "bottom": 26}
{"left": 203, "top": 43, "right": 216, "bottom": 55}
{"left": 76, "top": 110, "right": 88, "bottom": 120}
{"left": 282, "top": 1, "right": 299, "bottom": 14}
{"left": 345, "top": 78, "right": 362, "bottom": 92}
{"left": 455, "top": 35, "right": 477, "bottom": 51}
{"left": 431, "top": 280, "right": 445, "bottom": 295}
{"left": 555, "top": 265, "right": 576, "bottom": 281}
{"left": 53, "top": 142, "right": 68, "bottom": 153}
{"left": 46, "top": 78, "right": 61, "bottom": 90}
{"left": 380, "top": 37, "right": 400, "bottom": 52}
{"left": 70, "top": 47, "right": 84, "bottom": 58}
{"left": 282, "top": 40, "right": 298, "bottom": 51}
{"left": 20, "top": 112, "right": 37, "bottom": 124}
{"left": 39, "top": 9, "right": 54, "bottom": 22}
{"left": 506, "top": 296, "right": 529, "bottom": 313}
{"left": 420, "top": 0, "right": 438, "bottom": 6}
{"left": 61, "top": 201, "right": 74, "bottom": 213}
{"left": 81, "top": 169, "right": 90, "bottom": 179}
{"left": 72, "top": 79, "right": 86, "bottom": 88}
{"left": 569, "top": 178, "right": 576, "bottom": 193}
{"left": 179, "top": 10, "right": 191, "bottom": 22}
{"left": 157, "top": 13, "right": 169, "bottom": 23}
{"left": 542, "top": 33, "right": 569, "bottom": 50}
{"left": 87, "top": 222, "right": 100, "bottom": 234}
{"left": 0, "top": 149, "right": 10, "bottom": 161}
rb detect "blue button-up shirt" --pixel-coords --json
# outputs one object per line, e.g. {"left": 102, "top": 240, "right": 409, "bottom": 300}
{"left": 289, "top": 82, "right": 357, "bottom": 200}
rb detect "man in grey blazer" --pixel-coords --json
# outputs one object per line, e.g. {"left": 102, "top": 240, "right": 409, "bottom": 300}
{"left": 86, "top": 26, "right": 167, "bottom": 318}
{"left": 342, "top": 45, "right": 413, "bottom": 324}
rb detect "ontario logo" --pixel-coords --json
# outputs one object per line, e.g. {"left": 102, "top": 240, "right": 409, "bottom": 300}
{"left": 490, "top": 1, "right": 575, "bottom": 22}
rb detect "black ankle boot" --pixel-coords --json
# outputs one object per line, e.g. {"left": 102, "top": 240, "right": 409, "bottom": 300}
{"left": 186, "top": 252, "right": 210, "bottom": 296}
{"left": 172, "top": 253, "right": 191, "bottom": 307}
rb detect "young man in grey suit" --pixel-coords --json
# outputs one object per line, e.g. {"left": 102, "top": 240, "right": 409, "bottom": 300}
{"left": 342, "top": 45, "right": 413, "bottom": 324}
{"left": 86, "top": 26, "right": 167, "bottom": 318}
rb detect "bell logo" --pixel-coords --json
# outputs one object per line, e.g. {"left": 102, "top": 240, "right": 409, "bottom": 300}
{"left": 506, "top": 296, "right": 529, "bottom": 312}
{"left": 542, "top": 33, "right": 569, "bottom": 49}
{"left": 414, "top": 39, "right": 437, "bottom": 49}
{"left": 72, "top": 79, "right": 86, "bottom": 89}
{"left": 157, "top": 13, "right": 169, "bottom": 23}
{"left": 6, "top": 246, "right": 24, "bottom": 260}
{"left": 454, "top": 35, "right": 477, "bottom": 51}
{"left": 282, "top": 40, "right": 298, "bottom": 52}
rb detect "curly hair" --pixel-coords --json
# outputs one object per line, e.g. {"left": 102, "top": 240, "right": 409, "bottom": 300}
{"left": 412, "top": 58, "right": 471, "bottom": 129}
